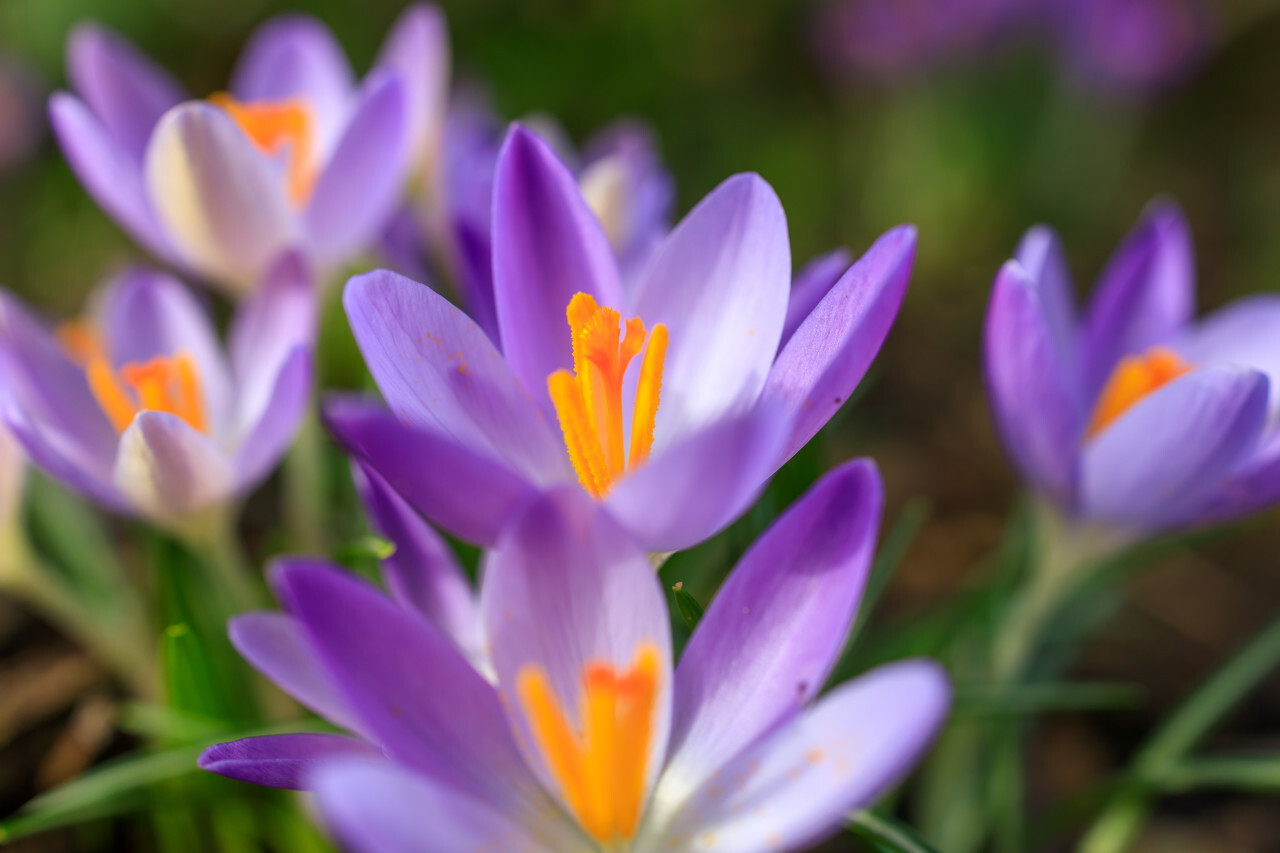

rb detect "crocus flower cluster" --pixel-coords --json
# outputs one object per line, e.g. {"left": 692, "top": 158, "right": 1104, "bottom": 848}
{"left": 201, "top": 460, "right": 950, "bottom": 853}
{"left": 50, "top": 5, "right": 447, "bottom": 296}
{"left": 327, "top": 124, "right": 916, "bottom": 553}
{"left": 0, "top": 258, "right": 314, "bottom": 534}
{"left": 985, "top": 200, "right": 1280, "bottom": 533}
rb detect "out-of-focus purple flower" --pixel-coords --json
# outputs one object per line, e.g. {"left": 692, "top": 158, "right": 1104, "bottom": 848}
{"left": 48, "top": 5, "right": 448, "bottom": 297}
{"left": 985, "top": 199, "right": 1280, "bottom": 532}
{"left": 1054, "top": 0, "right": 1210, "bottom": 93}
{"left": 0, "top": 57, "right": 44, "bottom": 171}
{"left": 0, "top": 258, "right": 314, "bottom": 533}
{"left": 325, "top": 124, "right": 915, "bottom": 553}
{"left": 200, "top": 459, "right": 950, "bottom": 852}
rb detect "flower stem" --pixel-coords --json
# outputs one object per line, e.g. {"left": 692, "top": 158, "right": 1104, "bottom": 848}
{"left": 284, "top": 406, "right": 328, "bottom": 556}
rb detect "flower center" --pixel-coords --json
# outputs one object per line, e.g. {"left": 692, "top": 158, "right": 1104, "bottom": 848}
{"left": 1085, "top": 345, "right": 1193, "bottom": 439}
{"left": 516, "top": 643, "right": 660, "bottom": 844}
{"left": 548, "top": 292, "right": 667, "bottom": 498}
{"left": 58, "top": 320, "right": 209, "bottom": 435}
{"left": 209, "top": 93, "right": 318, "bottom": 206}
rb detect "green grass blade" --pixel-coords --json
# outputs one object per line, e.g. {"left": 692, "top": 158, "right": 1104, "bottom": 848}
{"left": 846, "top": 810, "right": 942, "bottom": 853}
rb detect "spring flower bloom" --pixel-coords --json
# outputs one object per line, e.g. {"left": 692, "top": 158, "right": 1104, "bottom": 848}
{"left": 0, "top": 259, "right": 314, "bottom": 533}
{"left": 199, "top": 459, "right": 950, "bottom": 852}
{"left": 326, "top": 124, "right": 915, "bottom": 552}
{"left": 49, "top": 5, "right": 447, "bottom": 296}
{"left": 985, "top": 199, "right": 1280, "bottom": 532}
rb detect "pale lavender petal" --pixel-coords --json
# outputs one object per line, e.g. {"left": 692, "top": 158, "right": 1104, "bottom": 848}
{"left": 94, "top": 268, "right": 233, "bottom": 439}
{"left": 305, "top": 72, "right": 409, "bottom": 271}
{"left": 230, "top": 13, "right": 354, "bottom": 154}
{"left": 1081, "top": 200, "right": 1194, "bottom": 397}
{"left": 324, "top": 395, "right": 538, "bottom": 546}
{"left": 983, "top": 261, "right": 1081, "bottom": 505}
{"left": 454, "top": 218, "right": 500, "bottom": 346}
{"left": 630, "top": 173, "right": 790, "bottom": 448}
{"left": 781, "top": 248, "right": 853, "bottom": 349}
{"left": 375, "top": 3, "right": 450, "bottom": 174}
{"left": 1177, "top": 294, "right": 1280, "bottom": 413}
{"left": 1191, "top": 431, "right": 1280, "bottom": 524}
{"left": 274, "top": 560, "right": 562, "bottom": 828}
{"left": 232, "top": 347, "right": 310, "bottom": 488}
{"left": 313, "top": 760, "right": 574, "bottom": 853}
{"left": 48, "top": 93, "right": 175, "bottom": 263}
{"left": 604, "top": 406, "right": 789, "bottom": 554}
{"left": 199, "top": 734, "right": 380, "bottom": 791}
{"left": 1081, "top": 366, "right": 1269, "bottom": 529}
{"left": 228, "top": 611, "right": 361, "bottom": 733}
{"left": 760, "top": 225, "right": 914, "bottom": 467}
{"left": 1014, "top": 224, "right": 1077, "bottom": 370}
{"left": 343, "top": 269, "right": 568, "bottom": 484}
{"left": 482, "top": 488, "right": 673, "bottom": 806}
{"left": 113, "top": 410, "right": 236, "bottom": 525}
{"left": 652, "top": 660, "right": 950, "bottom": 853}
{"left": 67, "top": 23, "right": 184, "bottom": 162}
{"left": 659, "top": 460, "right": 883, "bottom": 807}
{"left": 491, "top": 124, "right": 624, "bottom": 396}
{"left": 0, "top": 411, "right": 125, "bottom": 512}
{"left": 145, "top": 102, "right": 297, "bottom": 295}
{"left": 579, "top": 120, "right": 674, "bottom": 274}
{"left": 352, "top": 461, "right": 484, "bottom": 665}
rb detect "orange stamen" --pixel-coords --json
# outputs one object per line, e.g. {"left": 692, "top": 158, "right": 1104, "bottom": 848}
{"left": 209, "top": 92, "right": 318, "bottom": 206}
{"left": 1086, "top": 346, "right": 1193, "bottom": 439}
{"left": 548, "top": 293, "right": 667, "bottom": 498}
{"left": 516, "top": 643, "right": 661, "bottom": 844}
{"left": 57, "top": 319, "right": 106, "bottom": 366}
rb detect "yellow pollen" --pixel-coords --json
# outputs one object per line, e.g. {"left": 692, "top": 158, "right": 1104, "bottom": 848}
{"left": 209, "top": 93, "right": 318, "bottom": 206}
{"left": 58, "top": 320, "right": 209, "bottom": 435}
{"left": 548, "top": 292, "right": 666, "bottom": 498}
{"left": 1086, "top": 346, "right": 1193, "bottom": 439}
{"left": 516, "top": 643, "right": 660, "bottom": 844}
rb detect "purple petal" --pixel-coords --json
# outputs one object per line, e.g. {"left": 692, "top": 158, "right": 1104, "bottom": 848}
{"left": 453, "top": 218, "right": 500, "bottom": 346}
{"left": 323, "top": 395, "right": 538, "bottom": 546}
{"left": 94, "top": 268, "right": 233, "bottom": 439}
{"left": 604, "top": 405, "right": 790, "bottom": 554}
{"left": 305, "top": 72, "right": 409, "bottom": 271}
{"left": 313, "top": 760, "right": 574, "bottom": 853}
{"left": 481, "top": 488, "right": 673, "bottom": 809}
{"left": 113, "top": 410, "right": 235, "bottom": 525}
{"left": 760, "top": 225, "right": 914, "bottom": 467}
{"left": 351, "top": 461, "right": 484, "bottom": 666}
{"left": 630, "top": 173, "right": 790, "bottom": 447}
{"left": 1014, "top": 225, "right": 1078, "bottom": 371}
{"left": 233, "top": 347, "right": 310, "bottom": 488}
{"left": 375, "top": 3, "right": 450, "bottom": 175}
{"left": 983, "top": 260, "right": 1082, "bottom": 505}
{"left": 1, "top": 411, "right": 125, "bottom": 513}
{"left": 66, "top": 24, "right": 184, "bottom": 163}
{"left": 199, "top": 734, "right": 379, "bottom": 791}
{"left": 144, "top": 102, "right": 297, "bottom": 294}
{"left": 48, "top": 93, "right": 175, "bottom": 263}
{"left": 1177, "top": 294, "right": 1280, "bottom": 413}
{"left": 1191, "top": 430, "right": 1280, "bottom": 524}
{"left": 229, "top": 611, "right": 361, "bottom": 732}
{"left": 1081, "top": 200, "right": 1194, "bottom": 398}
{"left": 343, "top": 269, "right": 568, "bottom": 484}
{"left": 579, "top": 120, "right": 675, "bottom": 273}
{"left": 653, "top": 660, "right": 950, "bottom": 853}
{"left": 661, "top": 460, "right": 884, "bottom": 805}
{"left": 781, "top": 248, "right": 853, "bottom": 349}
{"left": 491, "top": 124, "right": 624, "bottom": 396}
{"left": 1081, "top": 366, "right": 1269, "bottom": 529}
{"left": 274, "top": 559, "right": 559, "bottom": 823}
{"left": 230, "top": 13, "right": 354, "bottom": 153}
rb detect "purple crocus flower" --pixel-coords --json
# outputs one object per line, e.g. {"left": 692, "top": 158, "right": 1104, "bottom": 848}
{"left": 985, "top": 199, "right": 1280, "bottom": 532}
{"left": 326, "top": 124, "right": 915, "bottom": 553}
{"left": 199, "top": 459, "right": 950, "bottom": 852}
{"left": 48, "top": 5, "right": 447, "bottom": 296}
{"left": 0, "top": 258, "right": 314, "bottom": 534}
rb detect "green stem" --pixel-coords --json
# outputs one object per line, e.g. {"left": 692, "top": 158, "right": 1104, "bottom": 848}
{"left": 177, "top": 507, "right": 263, "bottom": 616}
{"left": 1078, "top": 610, "right": 1280, "bottom": 853}
{"left": 284, "top": 407, "right": 328, "bottom": 555}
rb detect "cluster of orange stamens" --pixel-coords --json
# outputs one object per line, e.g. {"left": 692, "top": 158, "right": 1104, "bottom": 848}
{"left": 1085, "top": 346, "right": 1193, "bottom": 440}
{"left": 209, "top": 93, "right": 318, "bottom": 206}
{"left": 58, "top": 320, "right": 208, "bottom": 435}
{"left": 548, "top": 292, "right": 667, "bottom": 498}
{"left": 516, "top": 643, "right": 660, "bottom": 844}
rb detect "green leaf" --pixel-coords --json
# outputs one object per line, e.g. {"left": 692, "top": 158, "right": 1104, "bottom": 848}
{"left": 116, "top": 702, "right": 229, "bottom": 743}
{"left": 954, "top": 681, "right": 1144, "bottom": 717}
{"left": 332, "top": 534, "right": 397, "bottom": 564}
{"left": 1163, "top": 755, "right": 1280, "bottom": 794}
{"left": 846, "top": 810, "right": 942, "bottom": 853}
{"left": 671, "top": 582, "right": 705, "bottom": 630}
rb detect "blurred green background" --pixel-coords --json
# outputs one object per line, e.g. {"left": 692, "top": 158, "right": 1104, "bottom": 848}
{"left": 2, "top": 0, "right": 1280, "bottom": 850}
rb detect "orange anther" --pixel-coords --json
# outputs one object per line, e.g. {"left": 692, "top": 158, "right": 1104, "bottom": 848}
{"left": 209, "top": 92, "right": 318, "bottom": 206}
{"left": 1086, "top": 346, "right": 1193, "bottom": 439}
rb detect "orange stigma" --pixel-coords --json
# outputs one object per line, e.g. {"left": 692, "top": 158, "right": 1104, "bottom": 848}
{"left": 209, "top": 93, "right": 318, "bottom": 206}
{"left": 516, "top": 643, "right": 660, "bottom": 844}
{"left": 58, "top": 320, "right": 209, "bottom": 435}
{"left": 1086, "top": 346, "right": 1193, "bottom": 439}
{"left": 548, "top": 293, "right": 667, "bottom": 498}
